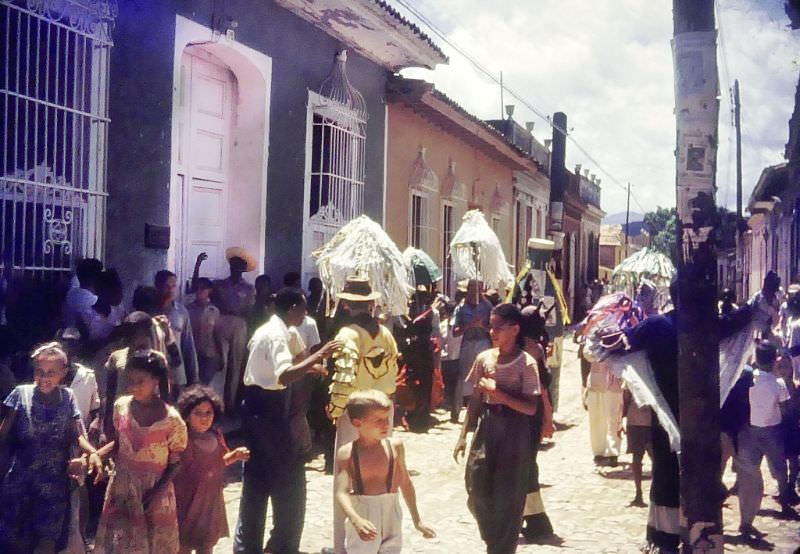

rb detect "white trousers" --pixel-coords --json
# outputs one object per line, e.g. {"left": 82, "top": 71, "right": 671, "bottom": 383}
{"left": 345, "top": 493, "right": 402, "bottom": 554}
{"left": 586, "top": 389, "right": 623, "bottom": 457}
{"left": 333, "top": 409, "right": 394, "bottom": 553}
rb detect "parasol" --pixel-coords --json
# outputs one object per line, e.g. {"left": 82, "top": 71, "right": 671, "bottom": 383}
{"left": 611, "top": 247, "right": 676, "bottom": 291}
{"left": 402, "top": 246, "right": 442, "bottom": 286}
{"left": 313, "top": 215, "right": 413, "bottom": 316}
{"left": 449, "top": 210, "right": 514, "bottom": 291}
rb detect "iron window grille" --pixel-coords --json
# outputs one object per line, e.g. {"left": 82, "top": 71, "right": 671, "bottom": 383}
{"left": 1, "top": 0, "right": 115, "bottom": 281}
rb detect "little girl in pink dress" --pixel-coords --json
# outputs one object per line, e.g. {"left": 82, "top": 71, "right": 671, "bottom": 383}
{"left": 174, "top": 386, "right": 249, "bottom": 554}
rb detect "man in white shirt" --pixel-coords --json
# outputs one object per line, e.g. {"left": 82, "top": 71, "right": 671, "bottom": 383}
{"left": 234, "top": 287, "right": 340, "bottom": 554}
{"left": 736, "top": 341, "right": 795, "bottom": 538}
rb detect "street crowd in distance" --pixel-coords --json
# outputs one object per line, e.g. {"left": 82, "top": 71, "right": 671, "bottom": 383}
{"left": 1, "top": 247, "right": 800, "bottom": 554}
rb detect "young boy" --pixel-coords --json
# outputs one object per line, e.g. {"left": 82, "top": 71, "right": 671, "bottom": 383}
{"left": 737, "top": 341, "right": 796, "bottom": 538}
{"left": 334, "top": 390, "right": 435, "bottom": 553}
{"left": 186, "top": 277, "right": 223, "bottom": 386}
{"left": 622, "top": 386, "right": 652, "bottom": 506}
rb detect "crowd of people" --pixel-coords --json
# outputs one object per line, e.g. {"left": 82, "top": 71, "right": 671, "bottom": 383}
{"left": 2, "top": 243, "right": 799, "bottom": 553}
{"left": 578, "top": 272, "right": 800, "bottom": 552}
{"left": 0, "top": 240, "right": 555, "bottom": 554}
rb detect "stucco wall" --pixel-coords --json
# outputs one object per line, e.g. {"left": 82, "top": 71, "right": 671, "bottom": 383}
{"left": 107, "top": 0, "right": 388, "bottom": 295}
{"left": 385, "top": 103, "right": 517, "bottom": 273}
{"left": 106, "top": 1, "right": 175, "bottom": 295}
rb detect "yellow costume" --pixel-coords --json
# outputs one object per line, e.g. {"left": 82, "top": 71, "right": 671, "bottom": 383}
{"left": 328, "top": 323, "right": 399, "bottom": 419}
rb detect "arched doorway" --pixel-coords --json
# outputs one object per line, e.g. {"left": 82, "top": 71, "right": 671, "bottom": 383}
{"left": 170, "top": 16, "right": 271, "bottom": 286}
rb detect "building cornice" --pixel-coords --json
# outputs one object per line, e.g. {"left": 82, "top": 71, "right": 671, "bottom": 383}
{"left": 275, "top": 0, "right": 447, "bottom": 70}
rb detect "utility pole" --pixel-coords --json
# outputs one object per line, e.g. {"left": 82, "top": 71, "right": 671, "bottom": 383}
{"left": 624, "top": 182, "right": 631, "bottom": 257}
{"left": 733, "top": 80, "right": 743, "bottom": 300}
{"left": 499, "top": 71, "right": 504, "bottom": 120}
{"left": 672, "top": 1, "right": 723, "bottom": 552}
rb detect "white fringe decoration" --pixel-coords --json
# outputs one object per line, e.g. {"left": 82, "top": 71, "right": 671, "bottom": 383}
{"left": 312, "top": 215, "right": 413, "bottom": 316}
{"left": 449, "top": 210, "right": 514, "bottom": 291}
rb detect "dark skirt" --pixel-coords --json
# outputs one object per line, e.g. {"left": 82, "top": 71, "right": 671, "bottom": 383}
{"left": 646, "top": 423, "right": 680, "bottom": 551}
{"left": 466, "top": 404, "right": 534, "bottom": 554}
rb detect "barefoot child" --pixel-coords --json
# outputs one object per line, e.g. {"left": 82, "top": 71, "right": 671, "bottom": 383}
{"left": 0, "top": 342, "right": 102, "bottom": 554}
{"left": 174, "top": 385, "right": 250, "bottom": 554}
{"left": 622, "top": 386, "right": 652, "bottom": 507}
{"left": 93, "top": 349, "right": 188, "bottom": 554}
{"left": 334, "top": 390, "right": 435, "bottom": 553}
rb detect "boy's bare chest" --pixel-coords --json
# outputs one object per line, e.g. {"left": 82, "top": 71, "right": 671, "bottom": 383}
{"left": 352, "top": 447, "right": 395, "bottom": 494}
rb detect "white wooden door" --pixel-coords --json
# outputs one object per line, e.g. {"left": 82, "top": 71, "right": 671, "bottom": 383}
{"left": 175, "top": 50, "right": 234, "bottom": 281}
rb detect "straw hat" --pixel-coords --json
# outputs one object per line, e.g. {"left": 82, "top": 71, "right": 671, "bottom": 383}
{"left": 337, "top": 276, "right": 382, "bottom": 302}
{"left": 225, "top": 247, "right": 257, "bottom": 272}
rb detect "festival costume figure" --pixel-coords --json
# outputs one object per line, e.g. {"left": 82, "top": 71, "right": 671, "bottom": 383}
{"left": 328, "top": 277, "right": 399, "bottom": 554}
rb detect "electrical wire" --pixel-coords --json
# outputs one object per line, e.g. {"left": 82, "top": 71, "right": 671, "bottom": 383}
{"left": 393, "top": 0, "right": 648, "bottom": 212}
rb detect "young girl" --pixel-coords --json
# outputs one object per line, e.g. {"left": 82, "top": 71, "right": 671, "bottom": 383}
{"left": 94, "top": 349, "right": 188, "bottom": 554}
{"left": 103, "top": 312, "right": 175, "bottom": 437}
{"left": 0, "top": 342, "right": 102, "bottom": 554}
{"left": 173, "top": 385, "right": 249, "bottom": 554}
{"left": 453, "top": 303, "right": 541, "bottom": 554}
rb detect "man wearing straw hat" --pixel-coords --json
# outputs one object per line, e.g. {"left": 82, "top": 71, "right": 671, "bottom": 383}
{"left": 325, "top": 276, "right": 399, "bottom": 554}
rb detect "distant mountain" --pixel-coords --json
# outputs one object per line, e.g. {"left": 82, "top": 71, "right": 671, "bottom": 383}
{"left": 603, "top": 211, "right": 644, "bottom": 225}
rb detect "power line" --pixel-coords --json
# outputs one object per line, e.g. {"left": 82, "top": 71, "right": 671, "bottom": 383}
{"left": 393, "top": 0, "right": 648, "bottom": 213}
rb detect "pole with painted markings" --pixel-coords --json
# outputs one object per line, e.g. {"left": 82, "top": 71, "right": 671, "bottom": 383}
{"left": 672, "top": 0, "right": 723, "bottom": 551}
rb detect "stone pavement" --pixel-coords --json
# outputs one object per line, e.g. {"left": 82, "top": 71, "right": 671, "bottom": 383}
{"left": 215, "top": 342, "right": 800, "bottom": 553}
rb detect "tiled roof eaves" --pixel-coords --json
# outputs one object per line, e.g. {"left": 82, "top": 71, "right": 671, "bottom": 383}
{"left": 374, "top": 0, "right": 448, "bottom": 63}
{"left": 425, "top": 87, "right": 536, "bottom": 166}
{"left": 748, "top": 162, "right": 788, "bottom": 209}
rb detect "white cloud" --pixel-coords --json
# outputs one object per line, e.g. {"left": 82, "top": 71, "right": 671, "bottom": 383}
{"left": 397, "top": 0, "right": 798, "bottom": 215}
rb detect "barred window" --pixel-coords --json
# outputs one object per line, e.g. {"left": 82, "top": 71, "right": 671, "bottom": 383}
{"left": 302, "top": 51, "right": 367, "bottom": 280}
{"left": 1, "top": 0, "right": 115, "bottom": 280}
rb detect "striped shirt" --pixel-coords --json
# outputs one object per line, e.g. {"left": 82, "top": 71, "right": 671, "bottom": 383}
{"left": 468, "top": 349, "right": 541, "bottom": 404}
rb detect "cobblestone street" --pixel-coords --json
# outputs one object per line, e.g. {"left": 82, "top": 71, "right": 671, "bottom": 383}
{"left": 216, "top": 343, "right": 800, "bottom": 553}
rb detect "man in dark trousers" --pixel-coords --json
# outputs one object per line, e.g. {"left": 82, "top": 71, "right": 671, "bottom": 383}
{"left": 233, "top": 287, "right": 340, "bottom": 554}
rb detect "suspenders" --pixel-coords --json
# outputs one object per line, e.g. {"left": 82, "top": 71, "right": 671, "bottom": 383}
{"left": 351, "top": 439, "right": 395, "bottom": 495}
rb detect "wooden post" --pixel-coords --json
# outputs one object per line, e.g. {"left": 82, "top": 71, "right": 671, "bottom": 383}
{"left": 672, "top": 1, "right": 723, "bottom": 551}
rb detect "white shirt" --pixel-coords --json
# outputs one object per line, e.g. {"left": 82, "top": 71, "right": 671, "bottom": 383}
{"left": 749, "top": 369, "right": 790, "bottom": 427}
{"left": 68, "top": 363, "right": 101, "bottom": 427}
{"left": 295, "top": 316, "right": 321, "bottom": 356}
{"left": 80, "top": 304, "right": 126, "bottom": 340}
{"left": 786, "top": 315, "right": 800, "bottom": 383}
{"left": 440, "top": 319, "right": 462, "bottom": 360}
{"left": 243, "top": 314, "right": 293, "bottom": 391}
{"left": 64, "top": 286, "right": 98, "bottom": 327}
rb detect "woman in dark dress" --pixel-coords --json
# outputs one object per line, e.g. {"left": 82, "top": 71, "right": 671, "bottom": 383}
{"left": 394, "top": 290, "right": 436, "bottom": 432}
{"left": 453, "top": 304, "right": 540, "bottom": 554}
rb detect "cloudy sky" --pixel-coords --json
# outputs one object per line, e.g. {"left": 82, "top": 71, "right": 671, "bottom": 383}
{"left": 396, "top": 0, "right": 798, "bottom": 217}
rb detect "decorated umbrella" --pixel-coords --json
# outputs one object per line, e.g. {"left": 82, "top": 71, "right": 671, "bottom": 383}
{"left": 313, "top": 215, "right": 413, "bottom": 316}
{"left": 611, "top": 247, "right": 676, "bottom": 293}
{"left": 449, "top": 210, "right": 514, "bottom": 291}
{"left": 402, "top": 246, "right": 442, "bottom": 287}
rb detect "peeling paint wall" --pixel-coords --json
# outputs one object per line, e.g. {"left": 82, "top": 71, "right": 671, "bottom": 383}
{"left": 107, "top": 0, "right": 389, "bottom": 297}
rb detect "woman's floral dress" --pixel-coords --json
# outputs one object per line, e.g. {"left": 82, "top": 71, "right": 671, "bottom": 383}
{"left": 94, "top": 395, "right": 187, "bottom": 554}
{"left": 0, "top": 385, "right": 82, "bottom": 551}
